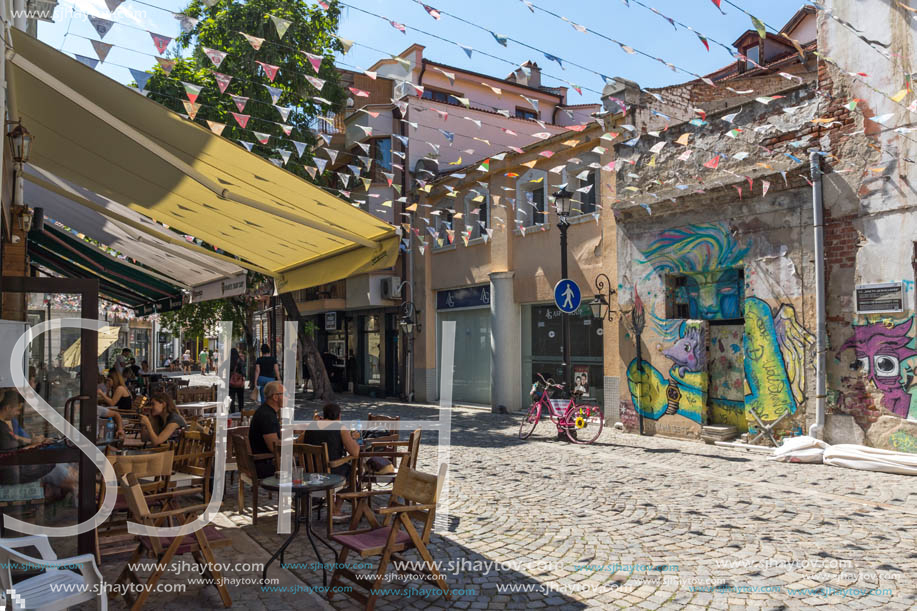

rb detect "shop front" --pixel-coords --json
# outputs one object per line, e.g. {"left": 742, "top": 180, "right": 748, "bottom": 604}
{"left": 436, "top": 285, "right": 492, "bottom": 405}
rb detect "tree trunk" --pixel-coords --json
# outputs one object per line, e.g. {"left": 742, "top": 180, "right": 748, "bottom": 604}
{"left": 278, "top": 292, "right": 334, "bottom": 402}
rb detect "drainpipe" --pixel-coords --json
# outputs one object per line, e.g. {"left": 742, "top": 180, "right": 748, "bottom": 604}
{"left": 809, "top": 151, "right": 827, "bottom": 439}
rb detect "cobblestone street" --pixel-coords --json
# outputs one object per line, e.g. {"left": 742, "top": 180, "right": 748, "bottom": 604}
{"left": 85, "top": 395, "right": 917, "bottom": 610}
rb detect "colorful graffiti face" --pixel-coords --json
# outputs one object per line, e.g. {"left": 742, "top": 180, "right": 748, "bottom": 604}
{"left": 839, "top": 318, "right": 917, "bottom": 419}
{"left": 662, "top": 322, "right": 706, "bottom": 376}
{"left": 681, "top": 269, "right": 744, "bottom": 320}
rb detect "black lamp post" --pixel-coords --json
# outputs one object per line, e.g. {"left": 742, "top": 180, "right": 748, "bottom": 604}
{"left": 590, "top": 273, "right": 616, "bottom": 321}
{"left": 553, "top": 186, "right": 574, "bottom": 392}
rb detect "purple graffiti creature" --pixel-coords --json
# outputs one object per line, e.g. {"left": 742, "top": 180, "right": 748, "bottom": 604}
{"left": 663, "top": 325, "right": 705, "bottom": 377}
{"left": 838, "top": 319, "right": 917, "bottom": 418}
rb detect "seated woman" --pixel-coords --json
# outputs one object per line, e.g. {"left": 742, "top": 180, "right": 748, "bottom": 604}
{"left": 301, "top": 402, "right": 360, "bottom": 520}
{"left": 96, "top": 370, "right": 128, "bottom": 437}
{"left": 139, "top": 392, "right": 186, "bottom": 446}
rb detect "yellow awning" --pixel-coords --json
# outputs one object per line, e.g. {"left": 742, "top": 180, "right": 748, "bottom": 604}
{"left": 6, "top": 30, "right": 399, "bottom": 292}
{"left": 60, "top": 326, "right": 121, "bottom": 368}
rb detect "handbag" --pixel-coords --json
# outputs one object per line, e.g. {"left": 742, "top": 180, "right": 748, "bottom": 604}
{"left": 229, "top": 372, "right": 245, "bottom": 388}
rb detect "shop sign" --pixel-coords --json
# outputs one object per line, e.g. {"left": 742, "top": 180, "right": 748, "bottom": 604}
{"left": 437, "top": 285, "right": 490, "bottom": 310}
{"left": 325, "top": 311, "right": 337, "bottom": 331}
{"left": 855, "top": 282, "right": 904, "bottom": 313}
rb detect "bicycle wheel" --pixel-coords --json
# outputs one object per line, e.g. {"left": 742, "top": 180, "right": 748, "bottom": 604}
{"left": 566, "top": 403, "right": 604, "bottom": 444}
{"left": 519, "top": 402, "right": 541, "bottom": 439}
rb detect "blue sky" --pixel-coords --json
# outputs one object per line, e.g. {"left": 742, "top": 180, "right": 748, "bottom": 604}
{"left": 38, "top": 0, "right": 807, "bottom": 101}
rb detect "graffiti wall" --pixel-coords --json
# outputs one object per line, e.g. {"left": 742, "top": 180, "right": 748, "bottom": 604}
{"left": 619, "top": 221, "right": 815, "bottom": 442}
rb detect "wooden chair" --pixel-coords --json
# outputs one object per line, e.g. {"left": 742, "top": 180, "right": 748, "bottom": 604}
{"left": 230, "top": 434, "right": 271, "bottom": 525}
{"left": 94, "top": 450, "right": 177, "bottom": 563}
{"left": 367, "top": 413, "right": 399, "bottom": 437}
{"left": 113, "top": 463, "right": 231, "bottom": 610}
{"left": 171, "top": 428, "right": 215, "bottom": 502}
{"left": 224, "top": 425, "right": 248, "bottom": 486}
{"left": 240, "top": 408, "right": 256, "bottom": 426}
{"left": 328, "top": 464, "right": 450, "bottom": 611}
{"left": 361, "top": 429, "right": 421, "bottom": 493}
{"left": 176, "top": 385, "right": 217, "bottom": 404}
{"left": 0, "top": 534, "right": 106, "bottom": 611}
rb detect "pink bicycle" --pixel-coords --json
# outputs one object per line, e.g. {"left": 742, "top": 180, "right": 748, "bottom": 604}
{"left": 519, "top": 373, "right": 604, "bottom": 444}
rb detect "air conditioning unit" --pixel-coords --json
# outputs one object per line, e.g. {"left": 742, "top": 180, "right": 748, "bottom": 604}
{"left": 380, "top": 276, "right": 402, "bottom": 300}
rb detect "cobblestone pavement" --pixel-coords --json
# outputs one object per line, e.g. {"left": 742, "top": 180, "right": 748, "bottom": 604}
{"left": 92, "top": 391, "right": 917, "bottom": 609}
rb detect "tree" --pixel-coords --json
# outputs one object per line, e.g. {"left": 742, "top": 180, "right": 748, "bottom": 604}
{"left": 143, "top": 0, "right": 345, "bottom": 399}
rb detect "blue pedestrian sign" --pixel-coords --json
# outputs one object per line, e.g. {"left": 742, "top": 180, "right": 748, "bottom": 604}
{"left": 554, "top": 279, "right": 581, "bottom": 313}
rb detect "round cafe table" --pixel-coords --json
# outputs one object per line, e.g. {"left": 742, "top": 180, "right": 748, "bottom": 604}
{"left": 259, "top": 473, "right": 344, "bottom": 585}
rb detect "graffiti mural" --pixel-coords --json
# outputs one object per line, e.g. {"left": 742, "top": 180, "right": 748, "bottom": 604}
{"left": 838, "top": 318, "right": 917, "bottom": 420}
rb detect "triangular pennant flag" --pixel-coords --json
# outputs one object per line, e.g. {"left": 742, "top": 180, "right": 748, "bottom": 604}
{"left": 104, "top": 0, "right": 124, "bottom": 12}
{"left": 363, "top": 70, "right": 377, "bottom": 80}
{"left": 149, "top": 32, "right": 172, "bottom": 55}
{"left": 459, "top": 45, "right": 474, "bottom": 58}
{"left": 253, "top": 131, "right": 271, "bottom": 145}
{"left": 264, "top": 84, "right": 283, "bottom": 104}
{"left": 269, "top": 14, "right": 291, "bottom": 39}
{"left": 90, "top": 40, "right": 112, "bottom": 62}
{"left": 129, "top": 68, "right": 152, "bottom": 92}
{"left": 88, "top": 16, "right": 114, "bottom": 38}
{"left": 703, "top": 155, "right": 720, "bottom": 169}
{"left": 337, "top": 172, "right": 351, "bottom": 187}
{"left": 390, "top": 20, "right": 407, "bottom": 33}
{"left": 491, "top": 31, "right": 508, "bottom": 46}
{"left": 255, "top": 61, "right": 280, "bottom": 82}
{"left": 521, "top": 95, "right": 540, "bottom": 111}
{"left": 182, "top": 101, "right": 201, "bottom": 120}
{"left": 240, "top": 32, "right": 265, "bottom": 50}
{"left": 696, "top": 33, "right": 709, "bottom": 51}
{"left": 207, "top": 121, "right": 226, "bottom": 136}
{"left": 74, "top": 54, "right": 98, "bottom": 69}
{"left": 203, "top": 47, "right": 227, "bottom": 68}
{"left": 303, "top": 51, "right": 323, "bottom": 73}
{"left": 314, "top": 158, "right": 328, "bottom": 173}
{"left": 174, "top": 13, "right": 199, "bottom": 34}
{"left": 348, "top": 164, "right": 362, "bottom": 175}
{"left": 292, "top": 141, "right": 307, "bottom": 157}
{"left": 239, "top": 141, "right": 255, "bottom": 152}
{"left": 762, "top": 180, "right": 770, "bottom": 198}
{"left": 304, "top": 166, "right": 318, "bottom": 179}
{"left": 156, "top": 57, "right": 176, "bottom": 74}
{"left": 750, "top": 15, "right": 767, "bottom": 39}
{"left": 349, "top": 87, "right": 370, "bottom": 98}
{"left": 305, "top": 75, "right": 325, "bottom": 91}
{"left": 280, "top": 124, "right": 293, "bottom": 136}
{"left": 325, "top": 149, "right": 339, "bottom": 163}
{"left": 278, "top": 149, "right": 292, "bottom": 165}
{"left": 422, "top": 3, "right": 441, "bottom": 19}
{"left": 212, "top": 71, "right": 233, "bottom": 93}
{"left": 274, "top": 105, "right": 292, "bottom": 122}
{"left": 543, "top": 53, "right": 564, "bottom": 69}
{"left": 181, "top": 81, "right": 203, "bottom": 104}
{"left": 231, "top": 112, "right": 250, "bottom": 128}
{"left": 334, "top": 35, "right": 353, "bottom": 53}
{"left": 230, "top": 95, "right": 249, "bottom": 112}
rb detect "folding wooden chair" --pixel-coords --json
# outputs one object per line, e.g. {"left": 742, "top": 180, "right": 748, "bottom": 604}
{"left": 230, "top": 433, "right": 272, "bottom": 524}
{"left": 360, "top": 429, "right": 421, "bottom": 493}
{"left": 171, "top": 428, "right": 215, "bottom": 501}
{"left": 328, "top": 464, "right": 450, "bottom": 611}
{"left": 113, "top": 463, "right": 231, "bottom": 610}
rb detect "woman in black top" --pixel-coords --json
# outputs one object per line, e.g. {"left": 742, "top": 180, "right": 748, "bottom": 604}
{"left": 252, "top": 344, "right": 280, "bottom": 404}
{"left": 229, "top": 348, "right": 246, "bottom": 413}
{"left": 98, "top": 369, "right": 133, "bottom": 411}
{"left": 139, "top": 392, "right": 186, "bottom": 446}
{"left": 301, "top": 402, "right": 360, "bottom": 519}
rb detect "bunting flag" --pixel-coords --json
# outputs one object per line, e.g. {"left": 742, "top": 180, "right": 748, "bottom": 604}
{"left": 278, "top": 149, "right": 292, "bottom": 165}
{"left": 703, "top": 155, "right": 720, "bottom": 169}
{"left": 314, "top": 158, "right": 328, "bottom": 173}
{"left": 520, "top": 95, "right": 540, "bottom": 111}
{"left": 433, "top": 66, "right": 455, "bottom": 85}
{"left": 361, "top": 177, "right": 372, "bottom": 191}
{"left": 128, "top": 68, "right": 151, "bottom": 92}
{"left": 212, "top": 72, "right": 233, "bottom": 94}
{"left": 543, "top": 53, "right": 564, "bottom": 69}
{"left": 75, "top": 54, "right": 99, "bottom": 69}
{"left": 274, "top": 105, "right": 292, "bottom": 121}
{"left": 254, "top": 131, "right": 271, "bottom": 145}
{"left": 697, "top": 33, "right": 710, "bottom": 51}
{"left": 280, "top": 124, "right": 293, "bottom": 136}
{"left": 304, "top": 166, "right": 317, "bottom": 179}
{"left": 182, "top": 101, "right": 201, "bottom": 120}
{"left": 459, "top": 45, "right": 474, "bottom": 58}
{"left": 337, "top": 172, "right": 351, "bottom": 187}
{"left": 334, "top": 35, "right": 354, "bottom": 53}
{"left": 88, "top": 16, "right": 114, "bottom": 38}
{"left": 149, "top": 32, "right": 172, "bottom": 55}
{"left": 477, "top": 159, "right": 490, "bottom": 172}
{"left": 302, "top": 51, "right": 323, "bottom": 72}
{"left": 325, "top": 149, "right": 338, "bottom": 163}
{"left": 454, "top": 96, "right": 471, "bottom": 108}
{"left": 491, "top": 32, "right": 508, "bottom": 46}
{"left": 174, "top": 13, "right": 199, "bottom": 33}
{"left": 269, "top": 14, "right": 291, "bottom": 39}
{"left": 291, "top": 141, "right": 307, "bottom": 158}
{"left": 239, "top": 141, "right": 255, "bottom": 152}
{"left": 256, "top": 61, "right": 280, "bottom": 82}
{"left": 264, "top": 84, "right": 283, "bottom": 104}
{"left": 105, "top": 0, "right": 124, "bottom": 12}
{"left": 181, "top": 82, "right": 203, "bottom": 104}
{"left": 240, "top": 32, "right": 265, "bottom": 50}
{"left": 422, "top": 4, "right": 441, "bottom": 19}
{"left": 207, "top": 120, "right": 226, "bottom": 136}
{"left": 203, "top": 47, "right": 228, "bottom": 68}
{"left": 230, "top": 94, "right": 248, "bottom": 112}
{"left": 751, "top": 15, "right": 767, "bottom": 39}
{"left": 349, "top": 87, "right": 370, "bottom": 97}
{"left": 231, "top": 112, "right": 250, "bottom": 128}
{"left": 305, "top": 75, "right": 325, "bottom": 90}
{"left": 710, "top": 0, "right": 725, "bottom": 14}
{"left": 390, "top": 20, "right": 407, "bottom": 33}
{"left": 90, "top": 40, "right": 113, "bottom": 62}
{"left": 439, "top": 129, "right": 454, "bottom": 144}
{"left": 363, "top": 70, "right": 377, "bottom": 80}
{"left": 355, "top": 125, "right": 373, "bottom": 137}
{"left": 762, "top": 180, "right": 770, "bottom": 198}
{"left": 156, "top": 57, "right": 176, "bottom": 74}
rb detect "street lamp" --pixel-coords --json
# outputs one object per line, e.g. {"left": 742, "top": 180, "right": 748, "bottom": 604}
{"left": 7, "top": 120, "right": 34, "bottom": 164}
{"left": 399, "top": 302, "right": 416, "bottom": 335}
{"left": 552, "top": 185, "right": 574, "bottom": 394}
{"left": 590, "top": 273, "right": 616, "bottom": 321}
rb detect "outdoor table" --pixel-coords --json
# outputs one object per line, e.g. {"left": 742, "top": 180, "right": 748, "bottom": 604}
{"left": 176, "top": 401, "right": 219, "bottom": 418}
{"left": 259, "top": 473, "right": 344, "bottom": 585}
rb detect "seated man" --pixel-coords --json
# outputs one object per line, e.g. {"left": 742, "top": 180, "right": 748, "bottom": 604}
{"left": 301, "top": 402, "right": 360, "bottom": 520}
{"left": 248, "top": 380, "right": 283, "bottom": 479}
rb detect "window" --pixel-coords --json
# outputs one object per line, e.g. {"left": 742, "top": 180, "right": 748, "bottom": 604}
{"left": 422, "top": 88, "right": 459, "bottom": 104}
{"left": 463, "top": 188, "right": 489, "bottom": 240}
{"left": 515, "top": 107, "right": 538, "bottom": 121}
{"left": 370, "top": 137, "right": 392, "bottom": 182}
{"left": 433, "top": 208, "right": 454, "bottom": 249}
{"left": 516, "top": 169, "right": 547, "bottom": 228}
{"left": 666, "top": 269, "right": 745, "bottom": 321}
{"left": 744, "top": 44, "right": 760, "bottom": 71}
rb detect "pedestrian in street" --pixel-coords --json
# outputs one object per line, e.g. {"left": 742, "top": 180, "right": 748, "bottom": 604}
{"left": 229, "top": 348, "right": 246, "bottom": 413}
{"left": 252, "top": 344, "right": 280, "bottom": 404}
{"left": 199, "top": 347, "right": 209, "bottom": 375}
{"left": 181, "top": 349, "right": 192, "bottom": 373}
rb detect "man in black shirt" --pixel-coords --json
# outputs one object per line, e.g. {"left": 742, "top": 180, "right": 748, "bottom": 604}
{"left": 249, "top": 380, "right": 283, "bottom": 478}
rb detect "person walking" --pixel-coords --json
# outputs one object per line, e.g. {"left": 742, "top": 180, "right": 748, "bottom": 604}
{"left": 229, "top": 348, "right": 246, "bottom": 413}
{"left": 181, "top": 349, "right": 192, "bottom": 373}
{"left": 199, "top": 347, "right": 209, "bottom": 375}
{"left": 251, "top": 344, "right": 280, "bottom": 404}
